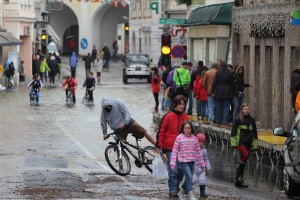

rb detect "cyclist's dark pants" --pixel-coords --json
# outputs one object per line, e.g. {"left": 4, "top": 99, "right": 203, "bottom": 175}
{"left": 88, "top": 89, "right": 93, "bottom": 101}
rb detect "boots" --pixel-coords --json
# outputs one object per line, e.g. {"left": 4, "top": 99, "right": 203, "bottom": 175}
{"left": 235, "top": 163, "right": 248, "bottom": 188}
{"left": 200, "top": 185, "right": 208, "bottom": 198}
{"left": 188, "top": 191, "right": 197, "bottom": 200}
{"left": 178, "top": 187, "right": 185, "bottom": 200}
{"left": 154, "top": 106, "right": 158, "bottom": 112}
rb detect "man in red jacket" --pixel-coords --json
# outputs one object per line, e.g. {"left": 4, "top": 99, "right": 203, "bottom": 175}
{"left": 157, "top": 95, "right": 189, "bottom": 197}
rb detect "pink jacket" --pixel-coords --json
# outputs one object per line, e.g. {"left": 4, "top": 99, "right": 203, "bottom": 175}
{"left": 170, "top": 134, "right": 205, "bottom": 169}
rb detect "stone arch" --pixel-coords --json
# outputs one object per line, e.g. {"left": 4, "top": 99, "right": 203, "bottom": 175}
{"left": 90, "top": 3, "right": 129, "bottom": 53}
{"left": 49, "top": 3, "right": 79, "bottom": 54}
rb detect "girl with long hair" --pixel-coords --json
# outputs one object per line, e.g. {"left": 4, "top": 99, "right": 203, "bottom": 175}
{"left": 230, "top": 103, "right": 258, "bottom": 187}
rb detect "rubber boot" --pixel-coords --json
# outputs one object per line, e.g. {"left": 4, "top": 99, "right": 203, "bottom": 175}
{"left": 178, "top": 187, "right": 185, "bottom": 200}
{"left": 200, "top": 185, "right": 208, "bottom": 197}
{"left": 188, "top": 191, "right": 197, "bottom": 200}
{"left": 235, "top": 163, "right": 248, "bottom": 188}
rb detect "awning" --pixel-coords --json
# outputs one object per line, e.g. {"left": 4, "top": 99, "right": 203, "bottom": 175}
{"left": 45, "top": 24, "right": 61, "bottom": 46}
{"left": 184, "top": 2, "right": 234, "bottom": 26}
{"left": 0, "top": 31, "right": 23, "bottom": 46}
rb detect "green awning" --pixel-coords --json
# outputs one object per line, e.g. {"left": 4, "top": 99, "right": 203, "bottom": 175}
{"left": 184, "top": 2, "right": 234, "bottom": 26}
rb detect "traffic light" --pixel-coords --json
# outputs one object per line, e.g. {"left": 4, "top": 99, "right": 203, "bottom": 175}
{"left": 41, "top": 28, "right": 47, "bottom": 46}
{"left": 161, "top": 34, "right": 171, "bottom": 66}
{"left": 124, "top": 23, "right": 129, "bottom": 36}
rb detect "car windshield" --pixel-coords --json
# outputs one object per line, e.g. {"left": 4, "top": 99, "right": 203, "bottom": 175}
{"left": 127, "top": 55, "right": 149, "bottom": 64}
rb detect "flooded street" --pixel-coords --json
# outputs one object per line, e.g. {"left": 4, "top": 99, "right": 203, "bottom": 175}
{"left": 0, "top": 57, "right": 288, "bottom": 199}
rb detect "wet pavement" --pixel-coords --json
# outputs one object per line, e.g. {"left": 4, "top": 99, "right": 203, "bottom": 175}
{"left": 0, "top": 57, "right": 289, "bottom": 199}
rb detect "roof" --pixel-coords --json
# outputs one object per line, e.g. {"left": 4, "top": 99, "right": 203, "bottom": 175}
{"left": 184, "top": 2, "right": 234, "bottom": 26}
{"left": 0, "top": 31, "right": 22, "bottom": 46}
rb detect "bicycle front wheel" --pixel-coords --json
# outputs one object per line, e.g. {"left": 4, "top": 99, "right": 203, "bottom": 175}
{"left": 105, "top": 144, "right": 131, "bottom": 176}
{"left": 143, "top": 146, "right": 159, "bottom": 173}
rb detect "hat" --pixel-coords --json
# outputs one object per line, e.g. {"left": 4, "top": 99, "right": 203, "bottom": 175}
{"left": 197, "top": 133, "right": 206, "bottom": 142}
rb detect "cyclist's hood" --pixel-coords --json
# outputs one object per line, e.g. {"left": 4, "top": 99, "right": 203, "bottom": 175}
{"left": 102, "top": 97, "right": 113, "bottom": 108}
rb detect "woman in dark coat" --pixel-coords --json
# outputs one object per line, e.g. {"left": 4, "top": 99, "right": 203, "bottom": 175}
{"left": 47, "top": 55, "right": 58, "bottom": 84}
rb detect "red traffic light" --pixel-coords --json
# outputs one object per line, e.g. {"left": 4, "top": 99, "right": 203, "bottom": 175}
{"left": 161, "top": 34, "right": 171, "bottom": 44}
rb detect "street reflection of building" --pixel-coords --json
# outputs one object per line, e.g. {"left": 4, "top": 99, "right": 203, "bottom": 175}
{"left": 231, "top": 2, "right": 296, "bottom": 129}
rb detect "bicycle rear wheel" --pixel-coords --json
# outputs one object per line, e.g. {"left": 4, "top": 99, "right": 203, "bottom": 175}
{"left": 105, "top": 144, "right": 131, "bottom": 176}
{"left": 143, "top": 146, "right": 159, "bottom": 173}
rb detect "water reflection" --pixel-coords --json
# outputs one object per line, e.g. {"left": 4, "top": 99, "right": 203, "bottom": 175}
{"left": 206, "top": 141, "right": 283, "bottom": 192}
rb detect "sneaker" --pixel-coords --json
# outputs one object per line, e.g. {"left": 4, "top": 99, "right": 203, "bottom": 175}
{"left": 169, "top": 192, "right": 178, "bottom": 197}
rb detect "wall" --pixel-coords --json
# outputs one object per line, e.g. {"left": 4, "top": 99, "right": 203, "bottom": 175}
{"left": 231, "top": 3, "right": 295, "bottom": 129}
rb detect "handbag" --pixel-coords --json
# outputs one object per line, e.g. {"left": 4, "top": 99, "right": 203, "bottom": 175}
{"left": 175, "top": 70, "right": 190, "bottom": 95}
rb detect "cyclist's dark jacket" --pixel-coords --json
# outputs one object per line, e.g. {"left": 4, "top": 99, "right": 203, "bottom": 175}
{"left": 27, "top": 79, "right": 43, "bottom": 90}
{"left": 83, "top": 77, "right": 95, "bottom": 89}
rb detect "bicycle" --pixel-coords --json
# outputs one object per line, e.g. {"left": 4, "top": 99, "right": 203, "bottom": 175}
{"left": 82, "top": 88, "right": 94, "bottom": 104}
{"left": 65, "top": 89, "right": 74, "bottom": 106}
{"left": 105, "top": 130, "right": 159, "bottom": 176}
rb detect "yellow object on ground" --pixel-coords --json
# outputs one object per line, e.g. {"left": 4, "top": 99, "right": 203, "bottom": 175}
{"left": 258, "top": 129, "right": 286, "bottom": 145}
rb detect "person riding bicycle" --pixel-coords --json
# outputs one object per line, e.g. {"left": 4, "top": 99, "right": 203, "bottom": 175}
{"left": 101, "top": 97, "right": 156, "bottom": 146}
{"left": 27, "top": 74, "right": 43, "bottom": 104}
{"left": 82, "top": 72, "right": 95, "bottom": 102}
{"left": 62, "top": 75, "right": 77, "bottom": 103}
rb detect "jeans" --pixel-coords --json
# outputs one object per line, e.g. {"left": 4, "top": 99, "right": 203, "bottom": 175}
{"left": 166, "top": 151, "right": 184, "bottom": 193}
{"left": 200, "top": 101, "right": 208, "bottom": 119}
{"left": 29, "top": 90, "right": 40, "bottom": 102}
{"left": 187, "top": 91, "right": 193, "bottom": 114}
{"left": 164, "top": 98, "right": 172, "bottom": 110}
{"left": 207, "top": 95, "right": 216, "bottom": 122}
{"left": 215, "top": 98, "right": 231, "bottom": 124}
{"left": 180, "top": 162, "right": 194, "bottom": 192}
{"left": 233, "top": 92, "right": 245, "bottom": 120}
{"left": 40, "top": 73, "right": 45, "bottom": 84}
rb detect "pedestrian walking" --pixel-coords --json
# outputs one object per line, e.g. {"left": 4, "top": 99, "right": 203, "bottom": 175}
{"left": 112, "top": 38, "right": 118, "bottom": 61}
{"left": 211, "top": 61, "right": 235, "bottom": 126}
{"left": 156, "top": 95, "right": 189, "bottom": 197}
{"left": 187, "top": 62, "right": 194, "bottom": 115}
{"left": 151, "top": 66, "right": 161, "bottom": 112}
{"left": 94, "top": 56, "right": 103, "bottom": 84}
{"left": 69, "top": 52, "right": 78, "bottom": 78}
{"left": 230, "top": 103, "right": 258, "bottom": 188}
{"left": 47, "top": 55, "right": 58, "bottom": 84}
{"left": 83, "top": 53, "right": 93, "bottom": 76}
{"left": 233, "top": 65, "right": 251, "bottom": 120}
{"left": 170, "top": 121, "right": 205, "bottom": 200}
{"left": 39, "top": 57, "right": 50, "bottom": 84}
{"left": 102, "top": 44, "right": 111, "bottom": 71}
{"left": 193, "top": 69, "right": 208, "bottom": 121}
{"left": 202, "top": 63, "right": 218, "bottom": 125}
{"left": 173, "top": 61, "right": 191, "bottom": 98}
{"left": 193, "top": 133, "right": 211, "bottom": 198}
{"left": 91, "top": 45, "right": 98, "bottom": 67}
{"left": 4, "top": 61, "right": 15, "bottom": 89}
{"left": 19, "top": 60, "right": 25, "bottom": 86}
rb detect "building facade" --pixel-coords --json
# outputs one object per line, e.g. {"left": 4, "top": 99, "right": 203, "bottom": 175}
{"left": 231, "top": 1, "right": 296, "bottom": 129}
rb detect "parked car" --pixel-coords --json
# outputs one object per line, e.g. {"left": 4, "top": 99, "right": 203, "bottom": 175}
{"left": 273, "top": 111, "right": 300, "bottom": 198}
{"left": 122, "top": 54, "right": 152, "bottom": 84}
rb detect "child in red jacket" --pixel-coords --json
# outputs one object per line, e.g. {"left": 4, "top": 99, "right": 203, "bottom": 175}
{"left": 151, "top": 66, "right": 161, "bottom": 112}
{"left": 193, "top": 70, "right": 208, "bottom": 121}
